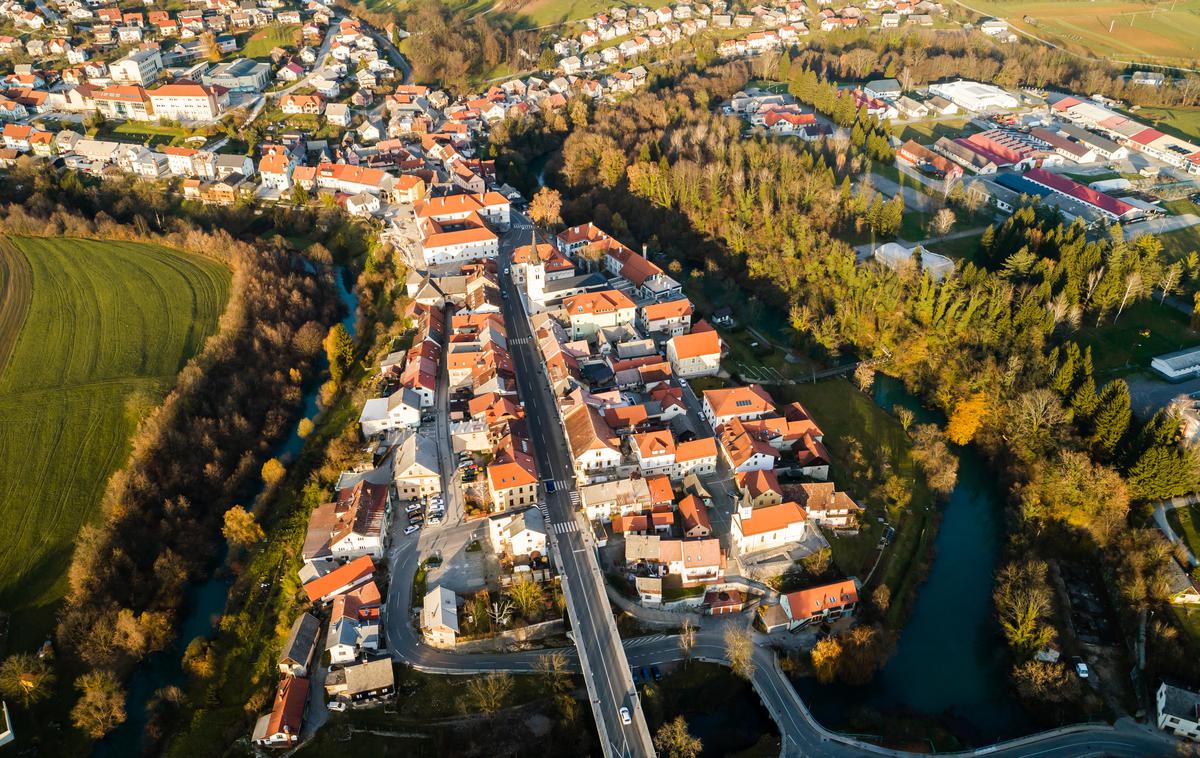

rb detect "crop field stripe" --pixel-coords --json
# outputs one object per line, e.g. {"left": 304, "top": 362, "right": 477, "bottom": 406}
{"left": 0, "top": 238, "right": 32, "bottom": 377}
{"left": 0, "top": 236, "right": 230, "bottom": 623}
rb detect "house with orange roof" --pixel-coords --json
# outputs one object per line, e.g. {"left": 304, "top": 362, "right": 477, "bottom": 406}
{"left": 563, "top": 401, "right": 623, "bottom": 483}
{"left": 718, "top": 417, "right": 780, "bottom": 473}
{"left": 667, "top": 329, "right": 723, "bottom": 378}
{"left": 645, "top": 474, "right": 675, "bottom": 506}
{"left": 313, "top": 161, "right": 395, "bottom": 196}
{"left": 394, "top": 174, "right": 426, "bottom": 204}
{"left": 701, "top": 384, "right": 776, "bottom": 429}
{"left": 639, "top": 297, "right": 693, "bottom": 337}
{"left": 612, "top": 510, "right": 674, "bottom": 534}
{"left": 731, "top": 499, "right": 807, "bottom": 554}
{"left": 487, "top": 436, "right": 539, "bottom": 511}
{"left": 259, "top": 151, "right": 296, "bottom": 190}
{"left": 251, "top": 676, "right": 309, "bottom": 747}
{"left": 736, "top": 469, "right": 784, "bottom": 509}
{"left": 281, "top": 94, "right": 325, "bottom": 115}
{"left": 675, "top": 437, "right": 718, "bottom": 479}
{"left": 1, "top": 123, "right": 32, "bottom": 152}
{"left": 93, "top": 84, "right": 153, "bottom": 121}
{"left": 632, "top": 429, "right": 676, "bottom": 477}
{"left": 301, "top": 555, "right": 375, "bottom": 603}
{"left": 779, "top": 579, "right": 859, "bottom": 629}
{"left": 563, "top": 289, "right": 636, "bottom": 339}
{"left": 678, "top": 494, "right": 712, "bottom": 538}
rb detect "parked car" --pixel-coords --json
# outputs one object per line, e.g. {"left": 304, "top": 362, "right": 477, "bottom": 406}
{"left": 1072, "top": 657, "right": 1089, "bottom": 678}
{"left": 651, "top": 666, "right": 662, "bottom": 683}
{"left": 428, "top": 515, "right": 442, "bottom": 525}
{"left": 404, "top": 524, "right": 420, "bottom": 535}
{"left": 619, "top": 707, "right": 631, "bottom": 725}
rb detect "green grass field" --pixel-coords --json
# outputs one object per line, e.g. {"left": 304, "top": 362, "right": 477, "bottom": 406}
{"left": 969, "top": 0, "right": 1200, "bottom": 64}
{"left": 1125, "top": 106, "right": 1200, "bottom": 142}
{"left": 241, "top": 23, "right": 300, "bottom": 59}
{"left": 1167, "top": 503, "right": 1200, "bottom": 563}
{"left": 1158, "top": 226, "right": 1200, "bottom": 263}
{"left": 778, "top": 378, "right": 935, "bottom": 627}
{"left": 1076, "top": 299, "right": 1200, "bottom": 374}
{"left": 0, "top": 237, "right": 229, "bottom": 649}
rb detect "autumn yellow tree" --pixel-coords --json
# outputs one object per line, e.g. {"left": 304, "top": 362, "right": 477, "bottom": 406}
{"left": 261, "top": 458, "right": 285, "bottom": 487}
{"left": 946, "top": 392, "right": 989, "bottom": 445}
{"left": 528, "top": 187, "right": 562, "bottom": 229}
{"left": 223, "top": 505, "right": 265, "bottom": 547}
{"left": 72, "top": 671, "right": 126, "bottom": 739}
{"left": 810, "top": 637, "right": 841, "bottom": 684}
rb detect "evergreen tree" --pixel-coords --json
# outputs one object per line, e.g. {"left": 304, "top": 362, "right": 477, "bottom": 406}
{"left": 1051, "top": 343, "right": 1080, "bottom": 395}
{"left": 1070, "top": 376, "right": 1099, "bottom": 419}
{"left": 1090, "top": 380, "right": 1131, "bottom": 457}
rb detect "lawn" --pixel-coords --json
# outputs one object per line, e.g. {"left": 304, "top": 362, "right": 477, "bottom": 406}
{"left": 0, "top": 236, "right": 229, "bottom": 651}
{"left": 1123, "top": 105, "right": 1200, "bottom": 142}
{"left": 967, "top": 0, "right": 1200, "bottom": 64}
{"left": 775, "top": 378, "right": 935, "bottom": 627}
{"left": 241, "top": 23, "right": 300, "bottom": 59}
{"left": 893, "top": 118, "right": 978, "bottom": 144}
{"left": 1158, "top": 225, "right": 1200, "bottom": 262}
{"left": 93, "top": 120, "right": 193, "bottom": 147}
{"left": 1075, "top": 299, "right": 1200, "bottom": 374}
{"left": 927, "top": 232, "right": 985, "bottom": 264}
{"left": 1166, "top": 503, "right": 1200, "bottom": 563}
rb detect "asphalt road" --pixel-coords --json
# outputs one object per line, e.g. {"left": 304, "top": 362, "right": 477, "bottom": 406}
{"left": 496, "top": 214, "right": 656, "bottom": 758}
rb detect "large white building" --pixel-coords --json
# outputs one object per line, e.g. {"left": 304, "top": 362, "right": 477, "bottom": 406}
{"left": 147, "top": 81, "right": 225, "bottom": 122}
{"left": 110, "top": 48, "right": 163, "bottom": 85}
{"left": 927, "top": 80, "right": 1018, "bottom": 112}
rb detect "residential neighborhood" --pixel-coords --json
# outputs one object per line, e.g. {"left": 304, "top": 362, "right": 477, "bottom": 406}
{"left": 3, "top": 0, "right": 1200, "bottom": 756}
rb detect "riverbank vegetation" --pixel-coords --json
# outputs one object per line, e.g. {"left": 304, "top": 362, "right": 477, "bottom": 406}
{"left": 163, "top": 222, "right": 410, "bottom": 755}
{"left": 0, "top": 236, "right": 229, "bottom": 653}
{"left": 514, "top": 49, "right": 1200, "bottom": 730}
{"left": 0, "top": 168, "right": 361, "bottom": 752}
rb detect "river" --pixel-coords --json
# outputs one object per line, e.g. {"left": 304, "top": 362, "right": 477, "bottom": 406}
{"left": 98, "top": 266, "right": 358, "bottom": 756}
{"left": 794, "top": 375, "right": 1032, "bottom": 746}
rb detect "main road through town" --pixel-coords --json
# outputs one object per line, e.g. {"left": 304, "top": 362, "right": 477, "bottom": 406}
{"left": 494, "top": 215, "right": 656, "bottom": 758}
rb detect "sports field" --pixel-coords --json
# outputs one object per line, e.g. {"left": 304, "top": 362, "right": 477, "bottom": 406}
{"left": 0, "top": 237, "right": 229, "bottom": 647}
{"left": 969, "top": 0, "right": 1200, "bottom": 64}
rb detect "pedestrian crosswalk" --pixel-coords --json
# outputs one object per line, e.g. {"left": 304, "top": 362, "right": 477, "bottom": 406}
{"left": 553, "top": 521, "right": 578, "bottom": 535}
{"left": 536, "top": 502, "right": 550, "bottom": 518}
{"left": 569, "top": 491, "right": 581, "bottom": 507}
{"left": 509, "top": 336, "right": 530, "bottom": 345}
{"left": 623, "top": 634, "right": 667, "bottom": 649}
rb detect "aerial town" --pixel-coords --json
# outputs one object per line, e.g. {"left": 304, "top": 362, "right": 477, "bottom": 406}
{"left": 1, "top": 0, "right": 1200, "bottom": 755}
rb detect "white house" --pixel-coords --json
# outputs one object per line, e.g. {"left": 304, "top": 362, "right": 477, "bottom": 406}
{"left": 487, "top": 506, "right": 548, "bottom": 557}
{"left": 731, "top": 500, "right": 807, "bottom": 554}
{"left": 1157, "top": 682, "right": 1200, "bottom": 741}
{"left": 359, "top": 387, "right": 422, "bottom": 436}
{"left": 421, "top": 586, "right": 459, "bottom": 648}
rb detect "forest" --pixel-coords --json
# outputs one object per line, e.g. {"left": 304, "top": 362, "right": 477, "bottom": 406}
{"left": 514, "top": 56, "right": 1200, "bottom": 717}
